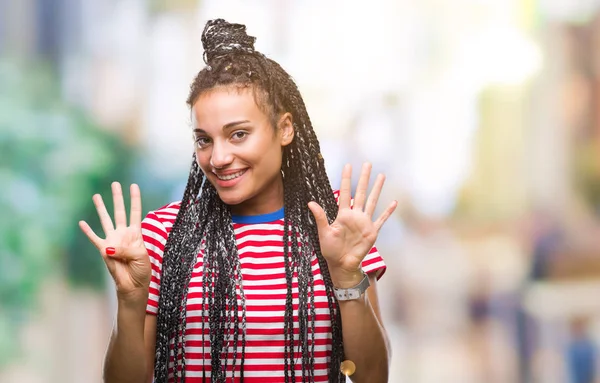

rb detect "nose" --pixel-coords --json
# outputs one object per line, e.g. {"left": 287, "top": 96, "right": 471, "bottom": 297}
{"left": 210, "top": 141, "right": 233, "bottom": 169}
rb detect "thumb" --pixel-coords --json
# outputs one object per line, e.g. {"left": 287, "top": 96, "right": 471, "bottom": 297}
{"left": 308, "top": 202, "right": 330, "bottom": 234}
{"left": 104, "top": 246, "right": 139, "bottom": 262}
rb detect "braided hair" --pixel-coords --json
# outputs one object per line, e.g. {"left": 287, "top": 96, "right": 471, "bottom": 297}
{"left": 153, "top": 19, "right": 345, "bottom": 383}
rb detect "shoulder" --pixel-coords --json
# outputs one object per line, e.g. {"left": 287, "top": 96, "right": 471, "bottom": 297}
{"left": 142, "top": 201, "right": 182, "bottom": 235}
{"left": 149, "top": 201, "right": 181, "bottom": 221}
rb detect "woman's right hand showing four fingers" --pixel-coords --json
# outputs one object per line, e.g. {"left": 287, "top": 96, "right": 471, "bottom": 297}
{"left": 79, "top": 182, "right": 151, "bottom": 303}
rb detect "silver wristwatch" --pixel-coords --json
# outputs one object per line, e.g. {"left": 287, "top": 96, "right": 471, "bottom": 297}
{"left": 333, "top": 272, "right": 371, "bottom": 301}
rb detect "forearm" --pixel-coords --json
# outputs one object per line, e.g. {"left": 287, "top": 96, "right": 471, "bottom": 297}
{"left": 104, "top": 295, "right": 149, "bottom": 383}
{"left": 334, "top": 274, "right": 390, "bottom": 383}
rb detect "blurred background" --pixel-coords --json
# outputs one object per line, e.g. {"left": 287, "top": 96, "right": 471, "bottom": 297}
{"left": 3, "top": 0, "right": 600, "bottom": 382}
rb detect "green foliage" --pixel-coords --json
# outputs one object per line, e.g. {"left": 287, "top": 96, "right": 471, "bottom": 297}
{"left": 0, "top": 58, "right": 133, "bottom": 366}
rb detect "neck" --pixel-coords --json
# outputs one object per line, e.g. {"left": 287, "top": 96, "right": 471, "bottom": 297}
{"left": 229, "top": 174, "right": 284, "bottom": 216}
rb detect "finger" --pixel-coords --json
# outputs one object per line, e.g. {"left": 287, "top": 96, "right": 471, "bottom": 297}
{"left": 374, "top": 200, "right": 399, "bottom": 232}
{"left": 308, "top": 202, "right": 330, "bottom": 236}
{"left": 365, "top": 174, "right": 386, "bottom": 217}
{"left": 338, "top": 164, "right": 352, "bottom": 209}
{"left": 112, "top": 182, "right": 127, "bottom": 229}
{"left": 80, "top": 222, "right": 118, "bottom": 277}
{"left": 104, "top": 246, "right": 140, "bottom": 262}
{"left": 93, "top": 194, "right": 114, "bottom": 236}
{"left": 79, "top": 220, "right": 103, "bottom": 249}
{"left": 102, "top": 256, "right": 118, "bottom": 280}
{"left": 129, "top": 184, "right": 142, "bottom": 227}
{"left": 353, "top": 163, "right": 372, "bottom": 211}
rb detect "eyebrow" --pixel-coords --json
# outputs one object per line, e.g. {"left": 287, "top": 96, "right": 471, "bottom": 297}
{"left": 193, "top": 120, "right": 250, "bottom": 134}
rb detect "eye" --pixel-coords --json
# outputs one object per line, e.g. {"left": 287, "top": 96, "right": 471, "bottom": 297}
{"left": 194, "top": 136, "right": 211, "bottom": 148}
{"left": 231, "top": 131, "right": 248, "bottom": 141}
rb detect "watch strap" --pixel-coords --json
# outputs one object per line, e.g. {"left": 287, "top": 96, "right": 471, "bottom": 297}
{"left": 333, "top": 272, "right": 371, "bottom": 301}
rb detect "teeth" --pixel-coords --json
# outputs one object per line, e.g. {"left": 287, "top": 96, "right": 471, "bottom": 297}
{"left": 216, "top": 170, "right": 245, "bottom": 181}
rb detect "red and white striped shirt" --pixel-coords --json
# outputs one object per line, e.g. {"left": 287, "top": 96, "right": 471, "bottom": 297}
{"left": 142, "top": 198, "right": 386, "bottom": 382}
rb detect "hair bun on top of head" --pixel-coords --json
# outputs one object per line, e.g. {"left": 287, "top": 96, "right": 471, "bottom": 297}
{"left": 201, "top": 19, "right": 256, "bottom": 65}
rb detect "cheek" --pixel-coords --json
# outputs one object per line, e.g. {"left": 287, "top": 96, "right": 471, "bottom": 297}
{"left": 195, "top": 149, "right": 211, "bottom": 170}
{"left": 260, "top": 147, "right": 283, "bottom": 171}
{"left": 247, "top": 138, "right": 281, "bottom": 165}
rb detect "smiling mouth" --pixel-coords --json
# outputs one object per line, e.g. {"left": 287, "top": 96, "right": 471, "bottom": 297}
{"left": 214, "top": 170, "right": 247, "bottom": 181}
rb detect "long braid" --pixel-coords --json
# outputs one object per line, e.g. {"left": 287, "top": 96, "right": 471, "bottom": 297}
{"left": 269, "top": 59, "right": 346, "bottom": 382}
{"left": 155, "top": 160, "right": 246, "bottom": 382}
{"left": 199, "top": 184, "right": 243, "bottom": 382}
{"left": 263, "top": 54, "right": 345, "bottom": 381}
{"left": 154, "top": 158, "right": 204, "bottom": 382}
{"left": 155, "top": 19, "right": 346, "bottom": 382}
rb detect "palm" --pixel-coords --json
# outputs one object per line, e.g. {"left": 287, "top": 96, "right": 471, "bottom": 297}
{"left": 318, "top": 210, "right": 378, "bottom": 271}
{"left": 104, "top": 226, "right": 149, "bottom": 292}
{"left": 79, "top": 182, "right": 151, "bottom": 297}
{"left": 309, "top": 163, "right": 397, "bottom": 274}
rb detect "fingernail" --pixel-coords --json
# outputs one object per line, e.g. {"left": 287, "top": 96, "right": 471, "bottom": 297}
{"left": 106, "top": 247, "right": 116, "bottom": 255}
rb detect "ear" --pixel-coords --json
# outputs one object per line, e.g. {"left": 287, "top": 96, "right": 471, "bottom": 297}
{"left": 278, "top": 112, "right": 294, "bottom": 146}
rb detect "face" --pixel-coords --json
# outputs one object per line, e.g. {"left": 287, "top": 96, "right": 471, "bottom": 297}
{"left": 191, "top": 86, "right": 294, "bottom": 216}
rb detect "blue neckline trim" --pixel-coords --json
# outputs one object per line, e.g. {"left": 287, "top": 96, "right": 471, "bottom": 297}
{"left": 231, "top": 207, "right": 284, "bottom": 224}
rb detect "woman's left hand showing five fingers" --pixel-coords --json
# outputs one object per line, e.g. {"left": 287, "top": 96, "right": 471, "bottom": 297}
{"left": 308, "top": 163, "right": 397, "bottom": 287}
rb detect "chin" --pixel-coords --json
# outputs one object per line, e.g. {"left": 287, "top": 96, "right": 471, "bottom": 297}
{"left": 215, "top": 190, "right": 249, "bottom": 207}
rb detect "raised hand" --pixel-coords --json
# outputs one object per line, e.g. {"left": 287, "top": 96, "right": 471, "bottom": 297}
{"left": 308, "top": 163, "right": 397, "bottom": 285}
{"left": 79, "top": 182, "right": 151, "bottom": 301}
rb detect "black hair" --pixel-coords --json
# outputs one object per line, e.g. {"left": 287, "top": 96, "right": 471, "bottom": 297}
{"left": 153, "top": 19, "right": 344, "bottom": 383}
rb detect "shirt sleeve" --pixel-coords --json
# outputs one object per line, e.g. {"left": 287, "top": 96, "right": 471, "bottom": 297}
{"left": 141, "top": 211, "right": 169, "bottom": 315}
{"left": 361, "top": 247, "right": 386, "bottom": 280}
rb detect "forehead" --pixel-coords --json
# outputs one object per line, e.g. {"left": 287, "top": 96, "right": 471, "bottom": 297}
{"left": 191, "top": 86, "right": 268, "bottom": 128}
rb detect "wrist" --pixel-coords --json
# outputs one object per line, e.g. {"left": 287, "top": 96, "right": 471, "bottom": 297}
{"left": 329, "top": 267, "right": 365, "bottom": 289}
{"left": 116, "top": 288, "right": 149, "bottom": 310}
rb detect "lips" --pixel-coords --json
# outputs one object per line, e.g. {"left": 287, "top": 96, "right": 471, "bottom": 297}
{"left": 214, "top": 169, "right": 247, "bottom": 181}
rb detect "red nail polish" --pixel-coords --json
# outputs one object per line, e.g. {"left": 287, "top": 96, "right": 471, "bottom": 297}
{"left": 106, "top": 247, "right": 116, "bottom": 255}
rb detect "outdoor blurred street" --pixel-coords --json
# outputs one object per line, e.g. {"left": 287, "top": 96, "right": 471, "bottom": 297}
{"left": 3, "top": 1, "right": 600, "bottom": 382}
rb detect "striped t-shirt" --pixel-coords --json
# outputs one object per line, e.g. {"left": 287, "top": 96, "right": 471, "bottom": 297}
{"left": 142, "top": 200, "right": 386, "bottom": 382}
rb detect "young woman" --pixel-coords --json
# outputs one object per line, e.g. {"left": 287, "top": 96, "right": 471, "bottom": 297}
{"left": 79, "top": 19, "right": 397, "bottom": 383}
